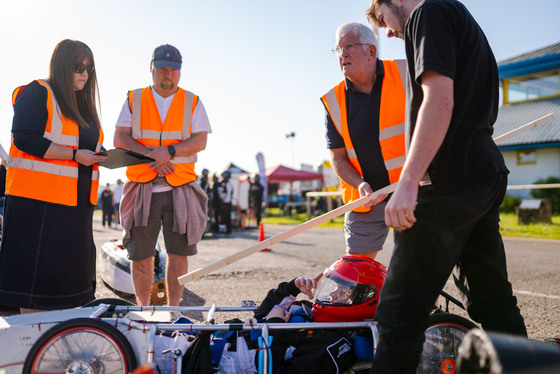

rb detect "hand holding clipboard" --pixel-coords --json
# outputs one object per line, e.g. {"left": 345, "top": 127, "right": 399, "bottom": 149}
{"left": 97, "top": 148, "right": 155, "bottom": 169}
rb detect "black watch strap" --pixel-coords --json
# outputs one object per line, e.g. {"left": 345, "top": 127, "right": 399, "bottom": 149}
{"left": 167, "top": 145, "right": 176, "bottom": 158}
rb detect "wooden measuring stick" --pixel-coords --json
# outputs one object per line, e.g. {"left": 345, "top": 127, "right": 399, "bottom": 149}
{"left": 492, "top": 113, "right": 554, "bottom": 145}
{"left": 178, "top": 183, "right": 398, "bottom": 285}
{"left": 178, "top": 113, "right": 555, "bottom": 285}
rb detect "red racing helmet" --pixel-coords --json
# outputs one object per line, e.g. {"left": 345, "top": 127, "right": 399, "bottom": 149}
{"left": 312, "top": 255, "right": 386, "bottom": 322}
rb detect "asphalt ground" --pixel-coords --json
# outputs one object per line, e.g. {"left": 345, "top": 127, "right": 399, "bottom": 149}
{"left": 2, "top": 212, "right": 559, "bottom": 341}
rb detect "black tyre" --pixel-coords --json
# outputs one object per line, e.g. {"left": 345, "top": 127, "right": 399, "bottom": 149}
{"left": 417, "top": 313, "right": 477, "bottom": 374}
{"left": 23, "top": 318, "right": 137, "bottom": 374}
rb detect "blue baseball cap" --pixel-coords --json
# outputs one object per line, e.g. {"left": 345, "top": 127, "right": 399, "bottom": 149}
{"left": 152, "top": 44, "right": 182, "bottom": 70}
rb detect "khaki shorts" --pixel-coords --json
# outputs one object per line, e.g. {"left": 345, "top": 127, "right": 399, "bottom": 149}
{"left": 344, "top": 200, "right": 389, "bottom": 254}
{"left": 125, "top": 191, "right": 197, "bottom": 261}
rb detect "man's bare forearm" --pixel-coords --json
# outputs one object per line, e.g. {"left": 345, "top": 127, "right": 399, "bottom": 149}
{"left": 173, "top": 132, "right": 207, "bottom": 157}
{"left": 114, "top": 127, "right": 152, "bottom": 155}
{"left": 329, "top": 148, "right": 364, "bottom": 190}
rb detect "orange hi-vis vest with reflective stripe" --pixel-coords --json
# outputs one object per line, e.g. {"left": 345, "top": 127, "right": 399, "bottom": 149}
{"left": 125, "top": 87, "right": 198, "bottom": 186}
{"left": 321, "top": 60, "right": 406, "bottom": 213}
{"left": 6, "top": 79, "right": 103, "bottom": 206}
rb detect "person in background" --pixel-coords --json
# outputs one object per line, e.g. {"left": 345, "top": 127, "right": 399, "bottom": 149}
{"left": 218, "top": 171, "right": 233, "bottom": 234}
{"left": 248, "top": 174, "right": 264, "bottom": 227}
{"left": 114, "top": 44, "right": 210, "bottom": 306}
{"left": 321, "top": 22, "right": 406, "bottom": 260}
{"left": 100, "top": 183, "right": 114, "bottom": 227}
{"left": 198, "top": 168, "right": 210, "bottom": 195}
{"left": 113, "top": 178, "right": 123, "bottom": 225}
{"left": 366, "top": 1, "right": 527, "bottom": 372}
{"left": 0, "top": 39, "right": 107, "bottom": 313}
{"left": 196, "top": 169, "right": 211, "bottom": 233}
{"left": 210, "top": 172, "right": 222, "bottom": 232}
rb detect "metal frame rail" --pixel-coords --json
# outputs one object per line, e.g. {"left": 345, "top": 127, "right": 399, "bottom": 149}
{"left": 89, "top": 304, "right": 378, "bottom": 368}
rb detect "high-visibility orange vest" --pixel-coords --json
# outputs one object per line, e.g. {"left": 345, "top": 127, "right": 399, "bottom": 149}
{"left": 125, "top": 87, "right": 198, "bottom": 186}
{"left": 6, "top": 79, "right": 103, "bottom": 206}
{"left": 321, "top": 60, "right": 406, "bottom": 212}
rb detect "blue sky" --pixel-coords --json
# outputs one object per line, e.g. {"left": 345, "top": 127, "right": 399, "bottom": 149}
{"left": 1, "top": 0, "right": 558, "bottom": 184}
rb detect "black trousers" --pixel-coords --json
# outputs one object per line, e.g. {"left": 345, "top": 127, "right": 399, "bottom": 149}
{"left": 221, "top": 202, "right": 232, "bottom": 233}
{"left": 372, "top": 173, "right": 527, "bottom": 373}
{"left": 102, "top": 207, "right": 113, "bottom": 226}
{"left": 254, "top": 199, "right": 263, "bottom": 225}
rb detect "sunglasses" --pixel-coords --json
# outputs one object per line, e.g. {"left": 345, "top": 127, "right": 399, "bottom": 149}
{"left": 73, "top": 63, "right": 95, "bottom": 74}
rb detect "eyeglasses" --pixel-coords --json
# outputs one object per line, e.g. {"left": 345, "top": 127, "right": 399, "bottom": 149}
{"left": 73, "top": 63, "right": 95, "bottom": 74}
{"left": 332, "top": 43, "right": 370, "bottom": 56}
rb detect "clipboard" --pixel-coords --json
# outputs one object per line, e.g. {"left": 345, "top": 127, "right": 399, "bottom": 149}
{"left": 97, "top": 148, "right": 155, "bottom": 169}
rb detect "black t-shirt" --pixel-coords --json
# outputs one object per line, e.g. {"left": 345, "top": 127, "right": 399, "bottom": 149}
{"left": 325, "top": 59, "right": 391, "bottom": 191}
{"left": 405, "top": 0, "right": 508, "bottom": 192}
{"left": 249, "top": 182, "right": 264, "bottom": 203}
{"left": 100, "top": 190, "right": 114, "bottom": 210}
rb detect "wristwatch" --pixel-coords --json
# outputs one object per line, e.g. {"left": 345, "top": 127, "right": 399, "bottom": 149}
{"left": 167, "top": 145, "right": 176, "bottom": 159}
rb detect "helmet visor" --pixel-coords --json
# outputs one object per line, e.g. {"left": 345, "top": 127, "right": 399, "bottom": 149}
{"left": 314, "top": 271, "right": 378, "bottom": 306}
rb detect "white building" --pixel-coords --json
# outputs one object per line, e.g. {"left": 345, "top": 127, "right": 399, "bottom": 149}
{"left": 493, "top": 42, "right": 560, "bottom": 197}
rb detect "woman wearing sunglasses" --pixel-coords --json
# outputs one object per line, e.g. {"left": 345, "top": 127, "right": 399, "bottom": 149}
{"left": 0, "top": 39, "right": 107, "bottom": 313}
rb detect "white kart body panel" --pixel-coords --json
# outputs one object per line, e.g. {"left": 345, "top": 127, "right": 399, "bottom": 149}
{"left": 0, "top": 308, "right": 157, "bottom": 373}
{"left": 97, "top": 240, "right": 167, "bottom": 296}
{"left": 98, "top": 240, "right": 136, "bottom": 295}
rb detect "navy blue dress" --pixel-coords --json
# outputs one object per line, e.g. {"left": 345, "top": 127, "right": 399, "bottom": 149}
{"left": 0, "top": 81, "right": 100, "bottom": 309}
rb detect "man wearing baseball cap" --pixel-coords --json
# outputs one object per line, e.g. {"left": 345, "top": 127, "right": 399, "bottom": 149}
{"left": 114, "top": 44, "right": 212, "bottom": 307}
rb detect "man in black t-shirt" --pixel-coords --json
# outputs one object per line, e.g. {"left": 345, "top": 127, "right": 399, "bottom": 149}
{"left": 100, "top": 183, "right": 114, "bottom": 227}
{"left": 198, "top": 168, "right": 210, "bottom": 195}
{"left": 367, "top": 1, "right": 527, "bottom": 372}
{"left": 218, "top": 171, "right": 233, "bottom": 234}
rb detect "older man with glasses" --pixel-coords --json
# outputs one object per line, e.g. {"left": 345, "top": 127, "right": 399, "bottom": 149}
{"left": 321, "top": 22, "right": 407, "bottom": 260}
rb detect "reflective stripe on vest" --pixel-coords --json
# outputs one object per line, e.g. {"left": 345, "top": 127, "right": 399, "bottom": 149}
{"left": 321, "top": 60, "right": 406, "bottom": 212}
{"left": 126, "top": 87, "right": 198, "bottom": 186}
{"left": 7, "top": 157, "right": 78, "bottom": 178}
{"left": 6, "top": 79, "right": 103, "bottom": 206}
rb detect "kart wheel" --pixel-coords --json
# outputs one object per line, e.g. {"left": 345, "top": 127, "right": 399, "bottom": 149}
{"left": 417, "top": 313, "right": 477, "bottom": 374}
{"left": 23, "top": 318, "right": 137, "bottom": 374}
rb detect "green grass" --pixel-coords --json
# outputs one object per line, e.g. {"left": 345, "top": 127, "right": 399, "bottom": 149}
{"left": 263, "top": 209, "right": 560, "bottom": 240}
{"left": 262, "top": 208, "right": 344, "bottom": 228}
{"left": 499, "top": 213, "right": 560, "bottom": 240}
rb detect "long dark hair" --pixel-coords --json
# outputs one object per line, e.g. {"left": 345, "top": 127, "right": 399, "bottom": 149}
{"left": 47, "top": 39, "right": 101, "bottom": 129}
